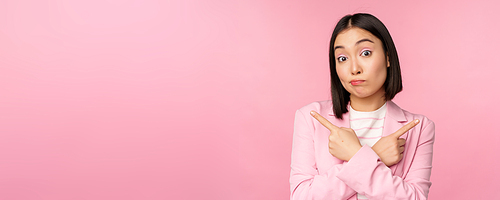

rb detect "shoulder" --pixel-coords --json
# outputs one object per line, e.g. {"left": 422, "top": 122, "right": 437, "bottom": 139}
{"left": 293, "top": 100, "right": 338, "bottom": 138}
{"left": 389, "top": 101, "right": 435, "bottom": 140}
{"left": 387, "top": 101, "right": 434, "bottom": 127}
{"left": 296, "top": 100, "right": 333, "bottom": 117}
{"left": 294, "top": 100, "right": 345, "bottom": 130}
{"left": 401, "top": 108, "right": 435, "bottom": 129}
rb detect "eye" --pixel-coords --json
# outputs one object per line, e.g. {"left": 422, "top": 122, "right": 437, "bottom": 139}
{"left": 337, "top": 56, "right": 347, "bottom": 62}
{"left": 361, "top": 50, "right": 371, "bottom": 57}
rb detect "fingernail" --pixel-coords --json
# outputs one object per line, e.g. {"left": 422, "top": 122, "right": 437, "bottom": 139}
{"left": 310, "top": 111, "right": 316, "bottom": 116}
{"left": 415, "top": 119, "right": 420, "bottom": 124}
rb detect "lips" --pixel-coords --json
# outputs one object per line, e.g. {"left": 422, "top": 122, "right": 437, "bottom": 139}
{"left": 350, "top": 80, "right": 365, "bottom": 86}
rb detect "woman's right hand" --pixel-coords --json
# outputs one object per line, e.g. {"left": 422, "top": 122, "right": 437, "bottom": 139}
{"left": 310, "top": 111, "right": 362, "bottom": 162}
{"left": 371, "top": 119, "right": 420, "bottom": 167}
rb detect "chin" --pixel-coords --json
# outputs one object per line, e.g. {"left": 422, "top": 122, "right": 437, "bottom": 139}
{"left": 351, "top": 92, "right": 376, "bottom": 99}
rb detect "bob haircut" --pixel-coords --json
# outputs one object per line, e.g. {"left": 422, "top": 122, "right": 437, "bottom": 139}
{"left": 329, "top": 13, "right": 402, "bottom": 119}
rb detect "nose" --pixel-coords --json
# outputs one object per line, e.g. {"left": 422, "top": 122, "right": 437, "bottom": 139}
{"left": 350, "top": 57, "right": 362, "bottom": 75}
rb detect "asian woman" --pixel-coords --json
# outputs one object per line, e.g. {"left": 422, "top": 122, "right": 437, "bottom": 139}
{"left": 290, "top": 13, "right": 435, "bottom": 200}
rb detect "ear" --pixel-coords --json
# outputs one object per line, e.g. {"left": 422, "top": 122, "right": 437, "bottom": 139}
{"left": 386, "top": 55, "right": 390, "bottom": 68}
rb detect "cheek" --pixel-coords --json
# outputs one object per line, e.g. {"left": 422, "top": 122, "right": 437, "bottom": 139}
{"left": 372, "top": 64, "right": 388, "bottom": 85}
{"left": 336, "top": 66, "right": 348, "bottom": 81}
{"left": 336, "top": 66, "right": 351, "bottom": 90}
{"left": 370, "top": 56, "right": 388, "bottom": 79}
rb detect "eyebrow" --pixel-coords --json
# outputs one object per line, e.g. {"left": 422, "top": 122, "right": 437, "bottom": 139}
{"left": 334, "top": 38, "right": 375, "bottom": 51}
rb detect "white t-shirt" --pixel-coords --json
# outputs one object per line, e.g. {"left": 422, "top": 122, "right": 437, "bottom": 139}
{"left": 349, "top": 102, "right": 387, "bottom": 199}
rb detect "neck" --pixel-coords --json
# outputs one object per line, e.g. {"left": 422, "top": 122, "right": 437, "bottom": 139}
{"left": 350, "top": 89, "right": 386, "bottom": 112}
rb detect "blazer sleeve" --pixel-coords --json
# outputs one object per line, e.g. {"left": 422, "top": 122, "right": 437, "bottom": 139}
{"left": 336, "top": 119, "right": 435, "bottom": 200}
{"left": 290, "top": 109, "right": 357, "bottom": 200}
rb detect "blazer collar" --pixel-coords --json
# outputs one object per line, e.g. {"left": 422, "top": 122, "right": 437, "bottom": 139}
{"left": 386, "top": 101, "right": 407, "bottom": 123}
{"left": 327, "top": 101, "right": 350, "bottom": 128}
{"left": 383, "top": 101, "right": 408, "bottom": 175}
{"left": 327, "top": 100, "right": 408, "bottom": 175}
{"left": 383, "top": 101, "right": 408, "bottom": 137}
{"left": 326, "top": 100, "right": 407, "bottom": 129}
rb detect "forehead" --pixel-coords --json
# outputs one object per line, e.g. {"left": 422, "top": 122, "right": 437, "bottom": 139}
{"left": 334, "top": 27, "right": 381, "bottom": 47}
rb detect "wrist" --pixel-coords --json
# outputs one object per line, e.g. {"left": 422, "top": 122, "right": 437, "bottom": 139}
{"left": 348, "top": 145, "right": 363, "bottom": 161}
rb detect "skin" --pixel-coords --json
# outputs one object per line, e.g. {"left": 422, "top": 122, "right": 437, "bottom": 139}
{"left": 311, "top": 110, "right": 419, "bottom": 166}
{"left": 310, "top": 27, "right": 420, "bottom": 166}
{"left": 334, "top": 27, "right": 388, "bottom": 112}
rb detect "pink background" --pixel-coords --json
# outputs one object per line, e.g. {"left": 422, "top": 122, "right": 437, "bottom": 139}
{"left": 0, "top": 0, "right": 498, "bottom": 199}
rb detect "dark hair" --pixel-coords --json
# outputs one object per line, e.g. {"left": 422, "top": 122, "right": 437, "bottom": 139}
{"left": 329, "top": 13, "right": 402, "bottom": 119}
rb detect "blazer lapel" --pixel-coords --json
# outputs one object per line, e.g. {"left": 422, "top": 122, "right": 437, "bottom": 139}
{"left": 382, "top": 101, "right": 408, "bottom": 175}
{"left": 382, "top": 101, "right": 408, "bottom": 137}
{"left": 325, "top": 101, "right": 407, "bottom": 130}
{"left": 319, "top": 102, "right": 350, "bottom": 166}
{"left": 327, "top": 104, "right": 350, "bottom": 128}
{"left": 325, "top": 101, "right": 409, "bottom": 175}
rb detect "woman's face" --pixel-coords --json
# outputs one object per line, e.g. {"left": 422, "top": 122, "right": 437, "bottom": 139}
{"left": 334, "top": 27, "right": 389, "bottom": 100}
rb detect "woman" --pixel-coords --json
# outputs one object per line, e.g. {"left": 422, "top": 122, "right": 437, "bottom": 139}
{"left": 290, "top": 13, "right": 435, "bottom": 200}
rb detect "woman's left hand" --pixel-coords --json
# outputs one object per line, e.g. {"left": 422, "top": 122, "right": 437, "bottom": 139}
{"left": 372, "top": 119, "right": 420, "bottom": 167}
{"left": 310, "top": 111, "right": 362, "bottom": 162}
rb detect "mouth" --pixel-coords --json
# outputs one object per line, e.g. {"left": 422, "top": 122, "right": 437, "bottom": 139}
{"left": 350, "top": 80, "right": 365, "bottom": 86}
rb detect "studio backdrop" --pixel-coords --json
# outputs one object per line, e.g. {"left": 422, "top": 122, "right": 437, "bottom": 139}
{"left": 0, "top": 0, "right": 498, "bottom": 199}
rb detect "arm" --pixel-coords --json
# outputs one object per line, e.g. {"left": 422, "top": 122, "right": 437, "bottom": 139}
{"left": 290, "top": 109, "right": 357, "bottom": 200}
{"left": 336, "top": 120, "right": 435, "bottom": 200}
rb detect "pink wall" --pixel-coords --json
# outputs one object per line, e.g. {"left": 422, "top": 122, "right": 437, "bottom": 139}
{"left": 0, "top": 0, "right": 498, "bottom": 199}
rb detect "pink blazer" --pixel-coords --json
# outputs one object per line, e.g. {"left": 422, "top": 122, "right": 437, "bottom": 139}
{"left": 290, "top": 100, "right": 435, "bottom": 200}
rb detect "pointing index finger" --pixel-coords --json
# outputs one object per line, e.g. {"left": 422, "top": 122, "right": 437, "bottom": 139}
{"left": 391, "top": 119, "right": 420, "bottom": 138}
{"left": 310, "top": 110, "right": 339, "bottom": 131}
